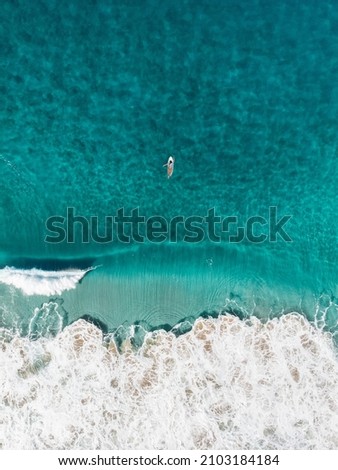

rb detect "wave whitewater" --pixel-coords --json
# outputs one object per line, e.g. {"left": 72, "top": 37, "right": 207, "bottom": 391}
{"left": 0, "top": 266, "right": 94, "bottom": 296}
{"left": 1, "top": 313, "right": 338, "bottom": 449}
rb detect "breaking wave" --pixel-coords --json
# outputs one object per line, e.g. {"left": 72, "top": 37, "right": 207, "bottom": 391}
{"left": 0, "top": 266, "right": 94, "bottom": 296}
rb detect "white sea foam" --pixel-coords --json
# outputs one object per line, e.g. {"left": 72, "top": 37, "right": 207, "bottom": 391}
{"left": 0, "top": 266, "right": 94, "bottom": 296}
{"left": 1, "top": 313, "right": 338, "bottom": 450}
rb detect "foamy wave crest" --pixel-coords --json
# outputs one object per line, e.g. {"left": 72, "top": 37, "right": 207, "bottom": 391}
{"left": 2, "top": 313, "right": 338, "bottom": 449}
{"left": 0, "top": 266, "right": 94, "bottom": 296}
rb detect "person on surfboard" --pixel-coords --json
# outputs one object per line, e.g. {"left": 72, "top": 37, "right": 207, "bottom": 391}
{"left": 163, "top": 156, "right": 175, "bottom": 178}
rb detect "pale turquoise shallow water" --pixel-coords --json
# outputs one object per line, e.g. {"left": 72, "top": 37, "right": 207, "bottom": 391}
{"left": 0, "top": 0, "right": 337, "bottom": 336}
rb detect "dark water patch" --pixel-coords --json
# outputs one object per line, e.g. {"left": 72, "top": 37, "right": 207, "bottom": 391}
{"left": 77, "top": 314, "right": 109, "bottom": 335}
{"left": 2, "top": 257, "right": 97, "bottom": 271}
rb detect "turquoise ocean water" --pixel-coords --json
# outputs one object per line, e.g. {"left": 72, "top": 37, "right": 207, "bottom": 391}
{"left": 1, "top": 0, "right": 338, "bottom": 449}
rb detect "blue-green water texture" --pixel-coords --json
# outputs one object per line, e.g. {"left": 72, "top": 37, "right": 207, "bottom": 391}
{"left": 0, "top": 0, "right": 337, "bottom": 338}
